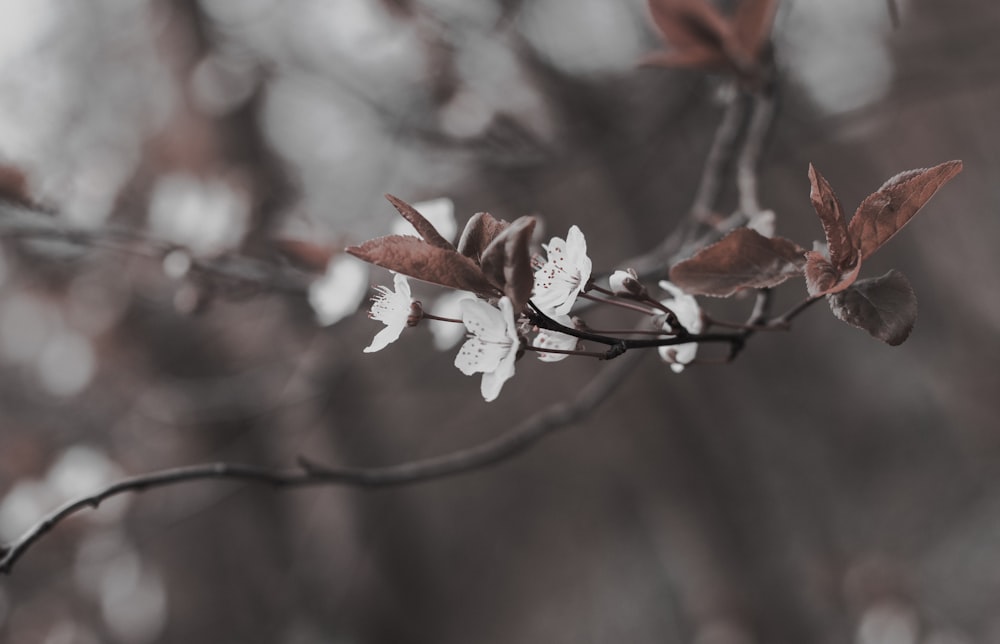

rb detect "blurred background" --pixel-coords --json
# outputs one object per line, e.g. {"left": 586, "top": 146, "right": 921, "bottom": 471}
{"left": 0, "top": 0, "right": 998, "bottom": 642}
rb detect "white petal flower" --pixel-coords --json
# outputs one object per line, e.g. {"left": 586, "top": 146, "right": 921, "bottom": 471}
{"left": 392, "top": 197, "right": 457, "bottom": 243}
{"left": 455, "top": 297, "right": 520, "bottom": 402}
{"left": 532, "top": 312, "right": 578, "bottom": 362}
{"left": 428, "top": 290, "right": 476, "bottom": 350}
{"left": 657, "top": 280, "right": 703, "bottom": 373}
{"left": 532, "top": 225, "right": 592, "bottom": 316}
{"left": 364, "top": 273, "right": 413, "bottom": 353}
{"left": 308, "top": 255, "right": 370, "bottom": 326}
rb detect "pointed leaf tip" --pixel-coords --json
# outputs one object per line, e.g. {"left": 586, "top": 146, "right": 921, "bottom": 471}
{"left": 849, "top": 160, "right": 963, "bottom": 261}
{"left": 807, "top": 163, "right": 857, "bottom": 272}
{"left": 384, "top": 194, "right": 455, "bottom": 251}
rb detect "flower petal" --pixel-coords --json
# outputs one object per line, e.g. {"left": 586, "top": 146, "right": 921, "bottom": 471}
{"left": 460, "top": 297, "right": 508, "bottom": 344}
{"left": 455, "top": 337, "right": 507, "bottom": 375}
{"left": 480, "top": 342, "right": 518, "bottom": 401}
{"left": 364, "top": 322, "right": 405, "bottom": 353}
{"left": 532, "top": 312, "right": 577, "bottom": 362}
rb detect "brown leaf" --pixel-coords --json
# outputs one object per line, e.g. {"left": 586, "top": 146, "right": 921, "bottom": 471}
{"left": 347, "top": 235, "right": 499, "bottom": 296}
{"left": 827, "top": 269, "right": 917, "bottom": 346}
{"left": 498, "top": 216, "right": 537, "bottom": 311}
{"left": 732, "top": 0, "right": 778, "bottom": 60}
{"left": 274, "top": 239, "right": 338, "bottom": 273}
{"left": 0, "top": 163, "right": 36, "bottom": 208}
{"left": 848, "top": 160, "right": 963, "bottom": 261}
{"left": 645, "top": 0, "right": 734, "bottom": 70}
{"left": 649, "top": 0, "right": 731, "bottom": 52}
{"left": 384, "top": 194, "right": 455, "bottom": 251}
{"left": 457, "top": 212, "right": 510, "bottom": 264}
{"left": 803, "top": 250, "right": 862, "bottom": 297}
{"left": 808, "top": 164, "right": 857, "bottom": 272}
{"left": 669, "top": 228, "right": 806, "bottom": 297}
{"left": 479, "top": 215, "right": 537, "bottom": 300}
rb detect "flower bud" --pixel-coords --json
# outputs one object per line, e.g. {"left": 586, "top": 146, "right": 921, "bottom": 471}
{"left": 608, "top": 269, "right": 647, "bottom": 298}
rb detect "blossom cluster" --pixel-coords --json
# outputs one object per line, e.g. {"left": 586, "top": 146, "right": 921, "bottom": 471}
{"left": 338, "top": 198, "right": 704, "bottom": 401}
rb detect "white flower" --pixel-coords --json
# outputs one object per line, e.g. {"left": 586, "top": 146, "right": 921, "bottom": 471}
{"left": 532, "top": 312, "right": 578, "bottom": 362}
{"left": 428, "top": 290, "right": 476, "bottom": 350}
{"left": 532, "top": 225, "right": 592, "bottom": 316}
{"left": 455, "top": 297, "right": 520, "bottom": 402}
{"left": 308, "top": 255, "right": 370, "bottom": 326}
{"left": 364, "top": 273, "right": 413, "bottom": 353}
{"left": 657, "top": 280, "right": 703, "bottom": 373}
{"left": 392, "top": 197, "right": 457, "bottom": 243}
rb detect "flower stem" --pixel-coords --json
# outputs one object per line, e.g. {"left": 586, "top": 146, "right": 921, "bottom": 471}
{"left": 422, "top": 312, "right": 463, "bottom": 324}
{"left": 578, "top": 292, "right": 657, "bottom": 316}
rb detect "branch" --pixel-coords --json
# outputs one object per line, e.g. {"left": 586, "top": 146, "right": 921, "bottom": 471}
{"left": 527, "top": 301, "right": 743, "bottom": 356}
{"left": 690, "top": 88, "right": 746, "bottom": 220}
{"left": 736, "top": 91, "right": 775, "bottom": 217}
{"left": 0, "top": 204, "right": 311, "bottom": 296}
{"left": 0, "top": 350, "right": 643, "bottom": 574}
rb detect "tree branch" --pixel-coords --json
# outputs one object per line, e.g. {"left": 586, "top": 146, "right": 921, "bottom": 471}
{"left": 0, "top": 350, "right": 643, "bottom": 574}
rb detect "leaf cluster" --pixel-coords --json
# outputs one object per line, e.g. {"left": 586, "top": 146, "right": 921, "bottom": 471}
{"left": 669, "top": 161, "right": 962, "bottom": 345}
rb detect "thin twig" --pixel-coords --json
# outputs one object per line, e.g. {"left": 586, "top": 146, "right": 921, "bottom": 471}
{"left": 736, "top": 92, "right": 775, "bottom": 217}
{"left": 690, "top": 88, "right": 746, "bottom": 220}
{"left": 0, "top": 350, "right": 643, "bottom": 574}
{"left": 0, "top": 207, "right": 311, "bottom": 295}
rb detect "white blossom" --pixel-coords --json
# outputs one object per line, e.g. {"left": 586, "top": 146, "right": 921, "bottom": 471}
{"left": 364, "top": 273, "right": 413, "bottom": 353}
{"left": 657, "top": 280, "right": 703, "bottom": 373}
{"left": 532, "top": 312, "right": 578, "bottom": 362}
{"left": 308, "top": 255, "right": 370, "bottom": 326}
{"left": 455, "top": 297, "right": 520, "bottom": 402}
{"left": 532, "top": 225, "right": 592, "bottom": 316}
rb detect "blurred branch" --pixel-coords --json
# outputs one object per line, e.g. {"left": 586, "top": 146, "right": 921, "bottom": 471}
{"left": 736, "top": 91, "right": 775, "bottom": 217}
{"left": 0, "top": 204, "right": 311, "bottom": 295}
{"left": 0, "top": 350, "right": 643, "bottom": 574}
{"left": 691, "top": 88, "right": 746, "bottom": 220}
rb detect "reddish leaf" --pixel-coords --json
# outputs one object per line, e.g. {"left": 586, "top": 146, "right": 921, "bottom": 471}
{"left": 478, "top": 216, "right": 537, "bottom": 311}
{"left": 648, "top": 0, "right": 732, "bottom": 53}
{"left": 385, "top": 194, "right": 455, "bottom": 251}
{"left": 732, "top": 0, "right": 778, "bottom": 60}
{"left": 457, "top": 212, "right": 510, "bottom": 264}
{"left": 848, "top": 160, "right": 963, "bottom": 261}
{"left": 803, "top": 250, "right": 862, "bottom": 297}
{"left": 669, "top": 228, "right": 806, "bottom": 297}
{"left": 645, "top": 0, "right": 734, "bottom": 70}
{"left": 827, "top": 269, "right": 917, "bottom": 346}
{"left": 496, "top": 217, "right": 538, "bottom": 311}
{"left": 274, "top": 239, "right": 337, "bottom": 273}
{"left": 347, "top": 235, "right": 498, "bottom": 296}
{"left": 808, "top": 164, "right": 857, "bottom": 272}
{"left": 0, "top": 163, "right": 36, "bottom": 208}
